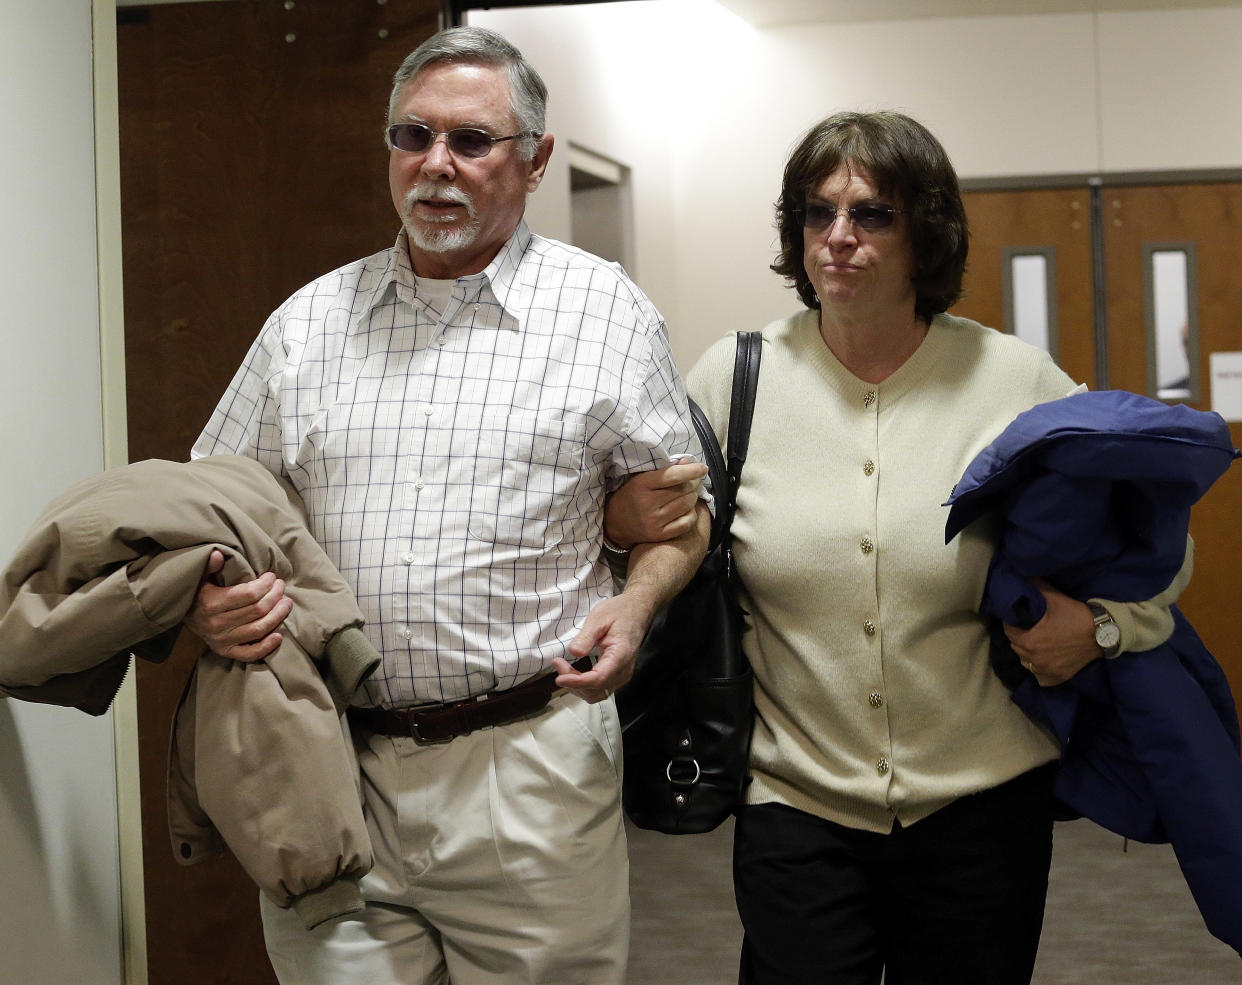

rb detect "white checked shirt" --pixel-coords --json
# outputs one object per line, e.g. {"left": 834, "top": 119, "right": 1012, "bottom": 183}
{"left": 193, "top": 222, "right": 700, "bottom": 706}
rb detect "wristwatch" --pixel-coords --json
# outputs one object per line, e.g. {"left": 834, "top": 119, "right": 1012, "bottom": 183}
{"left": 1088, "top": 602, "right": 1121, "bottom": 658}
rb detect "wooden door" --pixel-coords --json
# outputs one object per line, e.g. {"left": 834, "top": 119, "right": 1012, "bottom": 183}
{"left": 1102, "top": 182, "right": 1242, "bottom": 707}
{"left": 118, "top": 2, "right": 439, "bottom": 981}
{"left": 955, "top": 187, "right": 1097, "bottom": 387}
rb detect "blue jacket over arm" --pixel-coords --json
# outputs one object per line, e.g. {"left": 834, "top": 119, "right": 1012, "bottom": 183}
{"left": 945, "top": 389, "right": 1242, "bottom": 954}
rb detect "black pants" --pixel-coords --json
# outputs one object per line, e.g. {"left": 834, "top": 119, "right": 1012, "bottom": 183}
{"left": 733, "top": 765, "right": 1056, "bottom": 985}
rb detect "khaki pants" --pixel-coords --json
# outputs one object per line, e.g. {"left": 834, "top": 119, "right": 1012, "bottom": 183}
{"left": 261, "top": 689, "right": 630, "bottom": 985}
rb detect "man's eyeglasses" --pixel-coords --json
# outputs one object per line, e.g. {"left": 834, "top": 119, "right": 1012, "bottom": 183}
{"left": 386, "top": 123, "right": 529, "bottom": 159}
{"left": 798, "top": 202, "right": 904, "bottom": 231}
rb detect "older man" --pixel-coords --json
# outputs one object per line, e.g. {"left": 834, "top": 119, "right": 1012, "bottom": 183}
{"left": 188, "top": 26, "right": 707, "bottom": 985}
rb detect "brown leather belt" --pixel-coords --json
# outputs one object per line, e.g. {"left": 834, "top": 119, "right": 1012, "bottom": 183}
{"left": 348, "top": 655, "right": 594, "bottom": 745}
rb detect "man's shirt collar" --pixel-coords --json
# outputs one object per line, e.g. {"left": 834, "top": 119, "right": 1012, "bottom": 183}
{"left": 480, "top": 220, "right": 533, "bottom": 322}
{"left": 377, "top": 222, "right": 533, "bottom": 328}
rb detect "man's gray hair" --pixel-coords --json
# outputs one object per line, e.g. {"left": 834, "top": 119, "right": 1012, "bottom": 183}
{"left": 387, "top": 26, "right": 547, "bottom": 161}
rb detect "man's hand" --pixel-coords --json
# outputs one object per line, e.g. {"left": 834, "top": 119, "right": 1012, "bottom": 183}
{"left": 184, "top": 548, "right": 293, "bottom": 663}
{"left": 604, "top": 458, "right": 708, "bottom": 549}
{"left": 557, "top": 502, "right": 711, "bottom": 702}
{"left": 1003, "top": 579, "right": 1101, "bottom": 686}
{"left": 552, "top": 588, "right": 659, "bottom": 703}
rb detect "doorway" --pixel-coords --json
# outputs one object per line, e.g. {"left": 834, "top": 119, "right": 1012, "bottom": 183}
{"left": 568, "top": 142, "right": 634, "bottom": 272}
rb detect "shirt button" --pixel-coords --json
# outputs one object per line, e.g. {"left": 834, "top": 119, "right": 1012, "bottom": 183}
{"left": 863, "top": 459, "right": 875, "bottom": 476}
{"left": 436, "top": 335, "right": 448, "bottom": 347}
{"left": 863, "top": 619, "right": 876, "bottom": 636}
{"left": 423, "top": 406, "right": 433, "bottom": 416}
{"left": 869, "top": 692, "right": 884, "bottom": 708}
{"left": 401, "top": 552, "right": 415, "bottom": 565}
{"left": 860, "top": 537, "right": 874, "bottom": 555}
{"left": 401, "top": 627, "right": 414, "bottom": 641}
{"left": 863, "top": 390, "right": 877, "bottom": 408}
{"left": 415, "top": 480, "right": 425, "bottom": 491}
{"left": 877, "top": 757, "right": 890, "bottom": 775}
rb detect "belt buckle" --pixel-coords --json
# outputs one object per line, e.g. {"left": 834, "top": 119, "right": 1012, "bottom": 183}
{"left": 407, "top": 718, "right": 454, "bottom": 745}
{"left": 407, "top": 695, "right": 485, "bottom": 745}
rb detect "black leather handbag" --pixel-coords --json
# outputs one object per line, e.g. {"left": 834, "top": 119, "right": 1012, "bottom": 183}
{"left": 616, "top": 331, "right": 761, "bottom": 834}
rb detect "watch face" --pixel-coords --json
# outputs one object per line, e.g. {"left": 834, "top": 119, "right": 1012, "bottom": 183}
{"left": 1096, "top": 621, "right": 1121, "bottom": 649}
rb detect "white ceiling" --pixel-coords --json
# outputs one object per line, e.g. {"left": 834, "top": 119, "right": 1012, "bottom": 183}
{"left": 713, "top": 0, "right": 1242, "bottom": 28}
{"left": 113, "top": 0, "right": 1242, "bottom": 24}
{"left": 115, "top": 0, "right": 1242, "bottom": 16}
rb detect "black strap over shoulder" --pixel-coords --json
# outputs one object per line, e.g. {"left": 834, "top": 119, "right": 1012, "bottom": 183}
{"left": 691, "top": 331, "right": 762, "bottom": 552}
{"left": 689, "top": 400, "right": 730, "bottom": 552}
{"left": 727, "top": 331, "right": 763, "bottom": 509}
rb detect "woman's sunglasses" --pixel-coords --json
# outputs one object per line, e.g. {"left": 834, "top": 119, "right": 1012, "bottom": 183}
{"left": 798, "top": 202, "right": 904, "bottom": 230}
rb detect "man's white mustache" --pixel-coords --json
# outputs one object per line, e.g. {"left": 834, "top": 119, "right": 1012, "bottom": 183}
{"left": 404, "top": 183, "right": 476, "bottom": 220}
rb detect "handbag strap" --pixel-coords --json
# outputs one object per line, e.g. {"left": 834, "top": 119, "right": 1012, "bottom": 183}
{"left": 687, "top": 331, "right": 762, "bottom": 552}
{"left": 688, "top": 398, "right": 731, "bottom": 552}
{"left": 724, "top": 331, "right": 762, "bottom": 527}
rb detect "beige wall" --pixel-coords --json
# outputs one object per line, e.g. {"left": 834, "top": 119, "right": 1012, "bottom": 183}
{"left": 1097, "top": 8, "right": 1242, "bottom": 171}
{"left": 472, "top": 1, "right": 1242, "bottom": 373}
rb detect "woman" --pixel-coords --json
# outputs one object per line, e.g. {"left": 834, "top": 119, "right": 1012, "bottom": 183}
{"left": 606, "top": 111, "right": 1186, "bottom": 985}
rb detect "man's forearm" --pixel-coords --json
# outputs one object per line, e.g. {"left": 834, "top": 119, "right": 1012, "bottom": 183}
{"left": 618, "top": 502, "right": 711, "bottom": 618}
{"left": 556, "top": 503, "right": 711, "bottom": 697}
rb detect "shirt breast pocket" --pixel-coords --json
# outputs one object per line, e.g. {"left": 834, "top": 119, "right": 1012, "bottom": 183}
{"left": 468, "top": 411, "right": 587, "bottom": 549}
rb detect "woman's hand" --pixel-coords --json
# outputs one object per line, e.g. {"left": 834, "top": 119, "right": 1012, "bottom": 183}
{"left": 604, "top": 458, "right": 708, "bottom": 549}
{"left": 1003, "top": 579, "right": 1102, "bottom": 686}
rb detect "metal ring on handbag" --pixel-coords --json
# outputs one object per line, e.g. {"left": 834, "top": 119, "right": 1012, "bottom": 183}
{"left": 666, "top": 758, "right": 701, "bottom": 787}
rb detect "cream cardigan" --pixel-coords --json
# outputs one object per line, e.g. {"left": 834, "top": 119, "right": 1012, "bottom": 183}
{"left": 687, "top": 310, "right": 1177, "bottom": 833}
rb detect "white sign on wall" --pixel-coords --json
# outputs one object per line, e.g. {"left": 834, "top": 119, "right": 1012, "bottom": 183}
{"left": 1210, "top": 352, "right": 1242, "bottom": 422}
